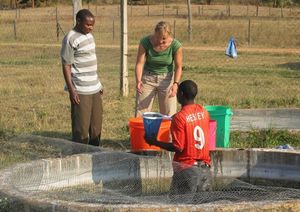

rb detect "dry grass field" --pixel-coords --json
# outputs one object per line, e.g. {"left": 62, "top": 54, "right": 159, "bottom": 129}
{"left": 0, "top": 3, "right": 299, "bottom": 160}
{"left": 0, "top": 4, "right": 300, "bottom": 208}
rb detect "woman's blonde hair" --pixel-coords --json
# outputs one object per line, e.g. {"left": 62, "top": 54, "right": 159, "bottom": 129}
{"left": 154, "top": 21, "right": 171, "bottom": 35}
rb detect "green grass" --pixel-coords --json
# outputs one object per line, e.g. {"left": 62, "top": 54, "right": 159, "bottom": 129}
{"left": 0, "top": 5, "right": 299, "bottom": 173}
{"left": 231, "top": 130, "right": 300, "bottom": 149}
{"left": 0, "top": 137, "right": 60, "bottom": 169}
{"left": 0, "top": 6, "right": 300, "bottom": 209}
{"left": 0, "top": 44, "right": 299, "bottom": 141}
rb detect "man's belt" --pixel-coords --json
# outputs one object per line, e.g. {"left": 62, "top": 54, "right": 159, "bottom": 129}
{"left": 194, "top": 160, "right": 210, "bottom": 168}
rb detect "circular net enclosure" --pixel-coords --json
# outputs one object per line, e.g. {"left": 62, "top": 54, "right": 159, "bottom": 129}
{"left": 0, "top": 135, "right": 299, "bottom": 210}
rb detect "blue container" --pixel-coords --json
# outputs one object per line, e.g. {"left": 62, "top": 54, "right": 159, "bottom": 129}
{"left": 225, "top": 37, "right": 238, "bottom": 58}
{"left": 142, "top": 112, "right": 164, "bottom": 138}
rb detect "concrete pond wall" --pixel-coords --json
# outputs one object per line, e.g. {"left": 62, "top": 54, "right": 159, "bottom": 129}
{"left": 0, "top": 148, "right": 299, "bottom": 211}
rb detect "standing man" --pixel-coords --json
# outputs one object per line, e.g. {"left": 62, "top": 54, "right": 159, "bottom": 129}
{"left": 61, "top": 9, "right": 103, "bottom": 146}
{"left": 145, "top": 80, "right": 212, "bottom": 203}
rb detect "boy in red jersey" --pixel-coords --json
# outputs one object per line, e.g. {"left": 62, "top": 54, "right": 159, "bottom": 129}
{"left": 145, "top": 80, "right": 212, "bottom": 203}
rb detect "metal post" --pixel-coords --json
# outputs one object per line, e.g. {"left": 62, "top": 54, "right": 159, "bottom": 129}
{"left": 13, "top": 20, "right": 17, "bottom": 40}
{"left": 130, "top": 0, "right": 133, "bottom": 17}
{"left": 56, "top": 6, "right": 59, "bottom": 41}
{"left": 112, "top": 18, "right": 115, "bottom": 42}
{"left": 173, "top": 20, "right": 176, "bottom": 38}
{"left": 15, "top": 7, "right": 20, "bottom": 19}
{"left": 248, "top": 18, "right": 251, "bottom": 46}
{"left": 187, "top": 0, "right": 192, "bottom": 41}
{"left": 163, "top": 0, "right": 165, "bottom": 18}
{"left": 98, "top": 17, "right": 101, "bottom": 46}
{"left": 228, "top": 0, "right": 231, "bottom": 17}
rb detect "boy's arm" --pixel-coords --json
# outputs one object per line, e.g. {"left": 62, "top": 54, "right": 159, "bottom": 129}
{"left": 144, "top": 135, "right": 180, "bottom": 153}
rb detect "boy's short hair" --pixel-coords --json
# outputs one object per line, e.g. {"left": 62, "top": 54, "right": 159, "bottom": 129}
{"left": 179, "top": 80, "right": 198, "bottom": 101}
{"left": 76, "top": 9, "right": 94, "bottom": 21}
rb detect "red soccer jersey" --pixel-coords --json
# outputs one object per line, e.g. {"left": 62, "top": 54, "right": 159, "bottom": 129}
{"left": 171, "top": 104, "right": 211, "bottom": 170}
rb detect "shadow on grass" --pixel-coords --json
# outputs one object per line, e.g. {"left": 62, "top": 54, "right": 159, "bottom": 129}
{"left": 278, "top": 62, "right": 300, "bottom": 72}
{"left": 32, "top": 131, "right": 71, "bottom": 141}
{"left": 33, "top": 131, "right": 131, "bottom": 151}
{"left": 100, "top": 139, "right": 131, "bottom": 151}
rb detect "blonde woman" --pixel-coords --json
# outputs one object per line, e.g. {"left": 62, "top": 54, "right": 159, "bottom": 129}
{"left": 135, "top": 21, "right": 183, "bottom": 117}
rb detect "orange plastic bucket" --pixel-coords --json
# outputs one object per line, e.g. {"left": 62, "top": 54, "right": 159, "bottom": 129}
{"left": 128, "top": 117, "right": 171, "bottom": 152}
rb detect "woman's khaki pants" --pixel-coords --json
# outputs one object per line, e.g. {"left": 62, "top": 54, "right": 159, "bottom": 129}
{"left": 135, "top": 71, "right": 177, "bottom": 117}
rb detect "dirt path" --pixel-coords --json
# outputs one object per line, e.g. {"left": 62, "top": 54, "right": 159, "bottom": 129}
{"left": 185, "top": 46, "right": 300, "bottom": 54}
{"left": 1, "top": 42, "right": 300, "bottom": 54}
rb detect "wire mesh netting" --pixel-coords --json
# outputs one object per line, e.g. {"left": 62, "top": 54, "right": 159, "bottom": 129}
{"left": 1, "top": 1, "right": 300, "bottom": 210}
{"left": 0, "top": 135, "right": 299, "bottom": 208}
{"left": 2, "top": 2, "right": 300, "bottom": 46}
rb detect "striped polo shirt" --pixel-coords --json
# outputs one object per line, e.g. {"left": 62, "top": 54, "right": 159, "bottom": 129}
{"left": 140, "top": 36, "right": 182, "bottom": 75}
{"left": 61, "top": 29, "right": 102, "bottom": 95}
